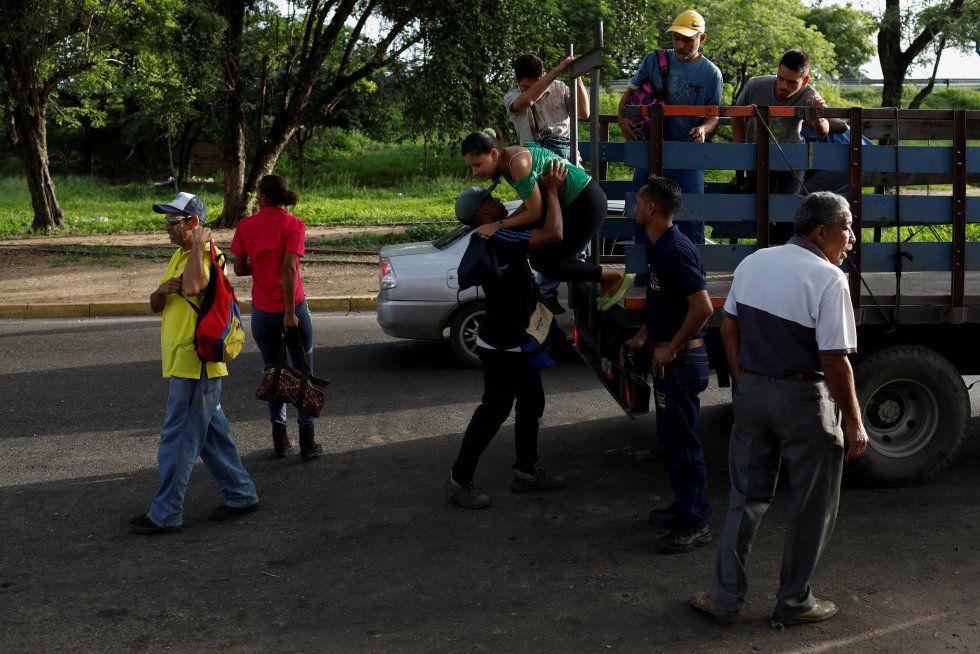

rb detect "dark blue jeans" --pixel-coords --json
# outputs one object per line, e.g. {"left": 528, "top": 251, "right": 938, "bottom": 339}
{"left": 250, "top": 300, "right": 315, "bottom": 428}
{"left": 651, "top": 344, "right": 711, "bottom": 528}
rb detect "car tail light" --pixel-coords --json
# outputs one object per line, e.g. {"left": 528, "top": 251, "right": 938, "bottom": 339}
{"left": 379, "top": 257, "right": 396, "bottom": 290}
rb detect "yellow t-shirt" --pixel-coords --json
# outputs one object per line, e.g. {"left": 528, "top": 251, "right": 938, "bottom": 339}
{"left": 159, "top": 243, "right": 228, "bottom": 379}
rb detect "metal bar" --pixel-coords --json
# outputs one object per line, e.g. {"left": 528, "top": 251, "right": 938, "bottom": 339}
{"left": 649, "top": 103, "right": 664, "bottom": 177}
{"left": 952, "top": 109, "right": 967, "bottom": 308}
{"left": 755, "top": 105, "right": 770, "bottom": 248}
{"left": 567, "top": 44, "right": 578, "bottom": 167}
{"left": 849, "top": 107, "right": 864, "bottom": 309}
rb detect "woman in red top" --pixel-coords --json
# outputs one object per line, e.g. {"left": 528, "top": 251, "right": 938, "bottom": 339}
{"left": 232, "top": 175, "right": 323, "bottom": 459}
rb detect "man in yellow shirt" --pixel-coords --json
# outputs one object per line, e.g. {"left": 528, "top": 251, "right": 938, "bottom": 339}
{"left": 129, "top": 193, "right": 259, "bottom": 534}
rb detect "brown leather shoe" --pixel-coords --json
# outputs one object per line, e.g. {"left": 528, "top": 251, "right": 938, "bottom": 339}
{"left": 771, "top": 599, "right": 838, "bottom": 628}
{"left": 689, "top": 591, "right": 739, "bottom": 624}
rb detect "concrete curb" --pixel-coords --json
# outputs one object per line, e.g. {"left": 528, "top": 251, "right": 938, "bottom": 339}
{"left": 0, "top": 295, "right": 378, "bottom": 319}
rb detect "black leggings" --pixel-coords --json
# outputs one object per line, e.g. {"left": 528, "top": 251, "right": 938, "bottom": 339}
{"left": 529, "top": 178, "right": 606, "bottom": 284}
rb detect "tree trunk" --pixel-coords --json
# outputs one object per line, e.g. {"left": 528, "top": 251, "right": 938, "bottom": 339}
{"left": 216, "top": 0, "right": 248, "bottom": 227}
{"left": 877, "top": 0, "right": 965, "bottom": 108}
{"left": 243, "top": 115, "right": 301, "bottom": 207}
{"left": 11, "top": 91, "right": 64, "bottom": 231}
{"left": 909, "top": 36, "right": 946, "bottom": 110}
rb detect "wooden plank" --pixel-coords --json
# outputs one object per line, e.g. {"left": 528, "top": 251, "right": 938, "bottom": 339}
{"left": 862, "top": 118, "right": 980, "bottom": 141}
{"left": 598, "top": 180, "right": 633, "bottom": 201}
{"left": 863, "top": 145, "right": 953, "bottom": 173}
{"left": 953, "top": 110, "right": 967, "bottom": 306}
{"left": 698, "top": 244, "right": 756, "bottom": 272}
{"left": 680, "top": 194, "right": 802, "bottom": 222}
{"left": 600, "top": 217, "right": 636, "bottom": 238}
{"left": 860, "top": 242, "right": 953, "bottom": 272}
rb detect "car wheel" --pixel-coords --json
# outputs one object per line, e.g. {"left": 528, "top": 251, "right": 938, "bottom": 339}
{"left": 449, "top": 301, "right": 487, "bottom": 368}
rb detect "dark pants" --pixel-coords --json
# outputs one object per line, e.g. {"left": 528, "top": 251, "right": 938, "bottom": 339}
{"left": 451, "top": 348, "right": 545, "bottom": 484}
{"left": 651, "top": 345, "right": 711, "bottom": 528}
{"left": 710, "top": 372, "right": 845, "bottom": 618}
{"left": 529, "top": 179, "right": 606, "bottom": 284}
{"left": 250, "top": 300, "right": 316, "bottom": 428}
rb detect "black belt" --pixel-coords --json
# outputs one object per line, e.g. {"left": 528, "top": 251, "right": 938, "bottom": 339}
{"left": 746, "top": 370, "right": 824, "bottom": 381}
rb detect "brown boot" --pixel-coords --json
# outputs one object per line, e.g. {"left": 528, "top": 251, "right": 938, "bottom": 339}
{"left": 272, "top": 425, "right": 294, "bottom": 458}
{"left": 299, "top": 424, "right": 323, "bottom": 459}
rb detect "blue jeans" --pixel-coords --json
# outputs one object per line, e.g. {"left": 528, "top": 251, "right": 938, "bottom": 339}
{"left": 149, "top": 368, "right": 258, "bottom": 528}
{"left": 633, "top": 167, "right": 705, "bottom": 244}
{"left": 250, "top": 300, "right": 316, "bottom": 428}
{"left": 651, "top": 345, "right": 711, "bottom": 528}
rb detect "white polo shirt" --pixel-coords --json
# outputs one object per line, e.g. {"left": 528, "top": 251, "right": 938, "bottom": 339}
{"left": 723, "top": 236, "right": 857, "bottom": 377}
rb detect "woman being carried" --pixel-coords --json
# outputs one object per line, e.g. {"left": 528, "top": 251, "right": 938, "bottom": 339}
{"left": 460, "top": 129, "right": 633, "bottom": 310}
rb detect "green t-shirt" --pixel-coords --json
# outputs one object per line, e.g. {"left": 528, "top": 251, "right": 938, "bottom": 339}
{"left": 503, "top": 142, "right": 591, "bottom": 206}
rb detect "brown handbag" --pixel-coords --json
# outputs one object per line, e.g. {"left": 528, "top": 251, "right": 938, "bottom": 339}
{"left": 255, "top": 334, "right": 330, "bottom": 417}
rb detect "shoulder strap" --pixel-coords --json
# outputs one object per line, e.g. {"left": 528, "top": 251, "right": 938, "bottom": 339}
{"left": 507, "top": 148, "right": 532, "bottom": 178}
{"left": 657, "top": 49, "right": 669, "bottom": 89}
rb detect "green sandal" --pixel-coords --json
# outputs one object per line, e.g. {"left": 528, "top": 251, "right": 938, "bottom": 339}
{"left": 597, "top": 273, "right": 635, "bottom": 311}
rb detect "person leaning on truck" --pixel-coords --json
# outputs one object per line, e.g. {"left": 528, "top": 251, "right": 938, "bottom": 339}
{"left": 617, "top": 9, "right": 723, "bottom": 244}
{"left": 504, "top": 53, "right": 589, "bottom": 161}
{"left": 620, "top": 175, "right": 714, "bottom": 554}
{"left": 689, "top": 191, "right": 869, "bottom": 628}
{"left": 731, "top": 50, "right": 844, "bottom": 197}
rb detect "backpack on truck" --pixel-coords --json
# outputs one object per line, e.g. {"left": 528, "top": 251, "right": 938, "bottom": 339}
{"left": 626, "top": 49, "right": 669, "bottom": 140}
{"left": 183, "top": 240, "right": 246, "bottom": 363}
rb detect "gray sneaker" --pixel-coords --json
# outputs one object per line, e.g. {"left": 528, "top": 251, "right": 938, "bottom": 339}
{"left": 770, "top": 599, "right": 838, "bottom": 628}
{"left": 445, "top": 476, "right": 491, "bottom": 509}
{"left": 689, "top": 591, "right": 740, "bottom": 624}
{"left": 511, "top": 465, "right": 566, "bottom": 493}
{"left": 656, "top": 525, "right": 712, "bottom": 554}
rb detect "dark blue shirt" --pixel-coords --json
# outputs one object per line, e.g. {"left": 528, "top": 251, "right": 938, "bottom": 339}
{"left": 477, "top": 228, "right": 535, "bottom": 349}
{"left": 644, "top": 225, "right": 708, "bottom": 342}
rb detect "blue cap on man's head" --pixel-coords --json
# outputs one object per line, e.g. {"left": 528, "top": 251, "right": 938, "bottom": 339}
{"left": 153, "top": 192, "right": 207, "bottom": 225}
{"left": 454, "top": 180, "right": 499, "bottom": 226}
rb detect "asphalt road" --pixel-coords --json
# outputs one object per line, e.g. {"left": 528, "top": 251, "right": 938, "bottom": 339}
{"left": 1, "top": 313, "right": 979, "bottom": 653}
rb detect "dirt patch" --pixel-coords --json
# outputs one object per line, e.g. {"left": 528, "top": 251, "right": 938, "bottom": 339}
{"left": 0, "top": 226, "right": 392, "bottom": 305}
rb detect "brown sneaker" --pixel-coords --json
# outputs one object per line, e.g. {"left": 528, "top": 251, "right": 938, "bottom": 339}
{"left": 770, "top": 599, "right": 838, "bottom": 628}
{"left": 511, "top": 465, "right": 566, "bottom": 493}
{"left": 445, "top": 476, "right": 491, "bottom": 509}
{"left": 689, "top": 591, "right": 740, "bottom": 624}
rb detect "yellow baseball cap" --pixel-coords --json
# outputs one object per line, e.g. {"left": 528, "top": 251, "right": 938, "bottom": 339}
{"left": 667, "top": 9, "right": 705, "bottom": 37}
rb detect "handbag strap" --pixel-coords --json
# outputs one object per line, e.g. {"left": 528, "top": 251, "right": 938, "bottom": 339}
{"left": 283, "top": 328, "right": 311, "bottom": 374}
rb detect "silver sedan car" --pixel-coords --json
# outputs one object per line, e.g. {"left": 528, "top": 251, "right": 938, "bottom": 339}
{"left": 376, "top": 223, "right": 488, "bottom": 367}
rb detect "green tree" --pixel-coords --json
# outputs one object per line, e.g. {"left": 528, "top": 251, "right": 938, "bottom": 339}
{"left": 877, "top": 0, "right": 980, "bottom": 108}
{"left": 695, "top": 0, "right": 837, "bottom": 102}
{"left": 214, "top": 0, "right": 427, "bottom": 226}
{"left": 803, "top": 2, "right": 877, "bottom": 78}
{"left": 0, "top": 0, "right": 179, "bottom": 231}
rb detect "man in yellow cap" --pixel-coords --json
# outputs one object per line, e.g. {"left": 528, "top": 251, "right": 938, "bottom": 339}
{"left": 617, "top": 9, "right": 723, "bottom": 244}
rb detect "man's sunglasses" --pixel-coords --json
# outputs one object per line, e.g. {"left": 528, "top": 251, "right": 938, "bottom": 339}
{"left": 164, "top": 214, "right": 191, "bottom": 226}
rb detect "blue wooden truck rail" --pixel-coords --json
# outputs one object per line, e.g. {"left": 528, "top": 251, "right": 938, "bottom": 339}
{"left": 579, "top": 106, "right": 980, "bottom": 324}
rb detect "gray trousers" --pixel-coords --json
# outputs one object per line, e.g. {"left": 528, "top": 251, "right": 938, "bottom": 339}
{"left": 710, "top": 372, "right": 845, "bottom": 618}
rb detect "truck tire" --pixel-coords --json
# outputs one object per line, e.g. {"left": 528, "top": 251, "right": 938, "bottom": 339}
{"left": 449, "top": 301, "right": 487, "bottom": 368}
{"left": 848, "top": 345, "right": 970, "bottom": 487}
